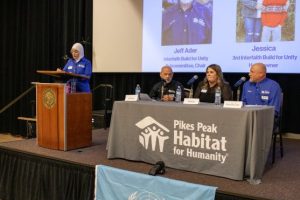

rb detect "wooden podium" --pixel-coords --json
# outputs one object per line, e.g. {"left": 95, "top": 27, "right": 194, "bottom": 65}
{"left": 35, "top": 70, "right": 92, "bottom": 151}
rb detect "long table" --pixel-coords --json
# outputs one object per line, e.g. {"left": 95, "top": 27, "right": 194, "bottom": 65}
{"left": 107, "top": 101, "right": 274, "bottom": 183}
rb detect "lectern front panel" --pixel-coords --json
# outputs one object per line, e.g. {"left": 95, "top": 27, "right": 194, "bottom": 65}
{"left": 36, "top": 83, "right": 66, "bottom": 150}
{"left": 35, "top": 82, "right": 91, "bottom": 151}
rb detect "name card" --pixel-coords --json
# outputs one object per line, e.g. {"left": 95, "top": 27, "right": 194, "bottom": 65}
{"left": 223, "top": 101, "right": 243, "bottom": 108}
{"left": 125, "top": 95, "right": 139, "bottom": 101}
{"left": 183, "top": 98, "right": 199, "bottom": 105}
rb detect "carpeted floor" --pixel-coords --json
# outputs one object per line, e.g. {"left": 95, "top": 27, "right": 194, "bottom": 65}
{"left": 0, "top": 133, "right": 24, "bottom": 143}
{"left": 0, "top": 129, "right": 299, "bottom": 200}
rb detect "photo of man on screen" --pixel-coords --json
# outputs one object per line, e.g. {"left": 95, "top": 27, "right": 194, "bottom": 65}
{"left": 162, "top": 0, "right": 212, "bottom": 46}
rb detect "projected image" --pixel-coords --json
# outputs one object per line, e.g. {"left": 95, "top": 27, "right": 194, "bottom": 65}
{"left": 161, "top": 0, "right": 213, "bottom": 46}
{"left": 93, "top": 0, "right": 300, "bottom": 73}
{"left": 236, "top": 0, "right": 295, "bottom": 43}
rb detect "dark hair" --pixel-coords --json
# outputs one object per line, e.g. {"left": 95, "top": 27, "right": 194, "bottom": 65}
{"left": 202, "top": 64, "right": 226, "bottom": 89}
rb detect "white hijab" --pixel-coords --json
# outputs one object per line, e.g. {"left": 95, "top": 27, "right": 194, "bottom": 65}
{"left": 71, "top": 43, "right": 84, "bottom": 62}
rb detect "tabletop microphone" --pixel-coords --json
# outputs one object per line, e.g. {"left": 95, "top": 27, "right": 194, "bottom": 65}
{"left": 148, "top": 161, "right": 166, "bottom": 176}
{"left": 186, "top": 75, "right": 198, "bottom": 86}
{"left": 161, "top": 79, "right": 166, "bottom": 100}
{"left": 234, "top": 77, "right": 246, "bottom": 88}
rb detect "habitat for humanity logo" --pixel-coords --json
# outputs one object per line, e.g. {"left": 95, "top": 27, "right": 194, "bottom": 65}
{"left": 135, "top": 116, "right": 170, "bottom": 152}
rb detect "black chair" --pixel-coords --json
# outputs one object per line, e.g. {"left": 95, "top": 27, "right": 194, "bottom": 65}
{"left": 272, "top": 93, "right": 284, "bottom": 164}
{"left": 92, "top": 84, "right": 113, "bottom": 129}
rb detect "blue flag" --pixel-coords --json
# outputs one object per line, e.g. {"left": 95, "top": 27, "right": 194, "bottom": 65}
{"left": 95, "top": 165, "right": 217, "bottom": 200}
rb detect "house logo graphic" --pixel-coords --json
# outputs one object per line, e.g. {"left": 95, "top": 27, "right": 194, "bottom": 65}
{"left": 135, "top": 116, "right": 170, "bottom": 152}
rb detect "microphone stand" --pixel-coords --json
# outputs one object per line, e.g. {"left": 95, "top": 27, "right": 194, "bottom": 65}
{"left": 161, "top": 81, "right": 165, "bottom": 100}
{"left": 189, "top": 84, "right": 193, "bottom": 98}
{"left": 237, "top": 86, "right": 241, "bottom": 101}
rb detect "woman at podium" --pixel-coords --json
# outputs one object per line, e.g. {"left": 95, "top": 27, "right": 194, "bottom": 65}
{"left": 58, "top": 42, "right": 92, "bottom": 92}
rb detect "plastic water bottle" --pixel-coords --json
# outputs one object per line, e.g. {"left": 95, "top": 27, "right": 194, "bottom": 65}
{"left": 214, "top": 87, "right": 221, "bottom": 105}
{"left": 175, "top": 86, "right": 182, "bottom": 102}
{"left": 70, "top": 80, "right": 76, "bottom": 93}
{"left": 135, "top": 84, "right": 141, "bottom": 98}
{"left": 65, "top": 82, "right": 71, "bottom": 93}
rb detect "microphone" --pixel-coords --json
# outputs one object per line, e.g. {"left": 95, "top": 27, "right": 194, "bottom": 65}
{"left": 161, "top": 79, "right": 166, "bottom": 100}
{"left": 62, "top": 54, "right": 69, "bottom": 61}
{"left": 186, "top": 75, "right": 198, "bottom": 86}
{"left": 234, "top": 77, "right": 246, "bottom": 88}
{"left": 161, "top": 79, "right": 167, "bottom": 85}
{"left": 148, "top": 161, "right": 166, "bottom": 176}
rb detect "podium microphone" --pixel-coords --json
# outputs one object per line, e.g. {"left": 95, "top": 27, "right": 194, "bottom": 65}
{"left": 186, "top": 75, "right": 198, "bottom": 86}
{"left": 234, "top": 77, "right": 246, "bottom": 88}
{"left": 62, "top": 54, "right": 70, "bottom": 61}
{"left": 148, "top": 161, "right": 166, "bottom": 176}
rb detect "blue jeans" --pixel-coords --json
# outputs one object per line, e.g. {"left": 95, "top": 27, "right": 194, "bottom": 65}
{"left": 261, "top": 25, "right": 282, "bottom": 42}
{"left": 244, "top": 17, "right": 262, "bottom": 42}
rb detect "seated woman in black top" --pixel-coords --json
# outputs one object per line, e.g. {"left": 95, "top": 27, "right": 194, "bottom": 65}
{"left": 194, "top": 64, "right": 232, "bottom": 103}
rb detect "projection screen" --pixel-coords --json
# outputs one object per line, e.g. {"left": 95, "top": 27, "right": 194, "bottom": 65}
{"left": 93, "top": 0, "right": 299, "bottom": 73}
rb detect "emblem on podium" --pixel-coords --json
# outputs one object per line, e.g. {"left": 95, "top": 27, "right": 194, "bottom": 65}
{"left": 42, "top": 88, "right": 56, "bottom": 109}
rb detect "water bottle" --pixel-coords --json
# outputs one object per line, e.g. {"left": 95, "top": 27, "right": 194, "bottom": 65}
{"left": 175, "top": 86, "right": 182, "bottom": 102}
{"left": 65, "top": 82, "right": 71, "bottom": 93}
{"left": 70, "top": 79, "right": 76, "bottom": 93}
{"left": 135, "top": 84, "right": 141, "bottom": 99}
{"left": 214, "top": 87, "right": 221, "bottom": 105}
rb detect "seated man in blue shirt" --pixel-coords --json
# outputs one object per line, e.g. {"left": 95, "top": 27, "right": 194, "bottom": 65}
{"left": 241, "top": 63, "right": 282, "bottom": 118}
{"left": 162, "top": 0, "right": 212, "bottom": 45}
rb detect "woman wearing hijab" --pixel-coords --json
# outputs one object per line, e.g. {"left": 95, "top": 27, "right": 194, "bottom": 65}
{"left": 59, "top": 42, "right": 92, "bottom": 92}
{"left": 194, "top": 64, "right": 232, "bottom": 103}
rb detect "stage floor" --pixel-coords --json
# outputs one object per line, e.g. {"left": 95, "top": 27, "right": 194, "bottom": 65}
{"left": 0, "top": 129, "right": 299, "bottom": 200}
